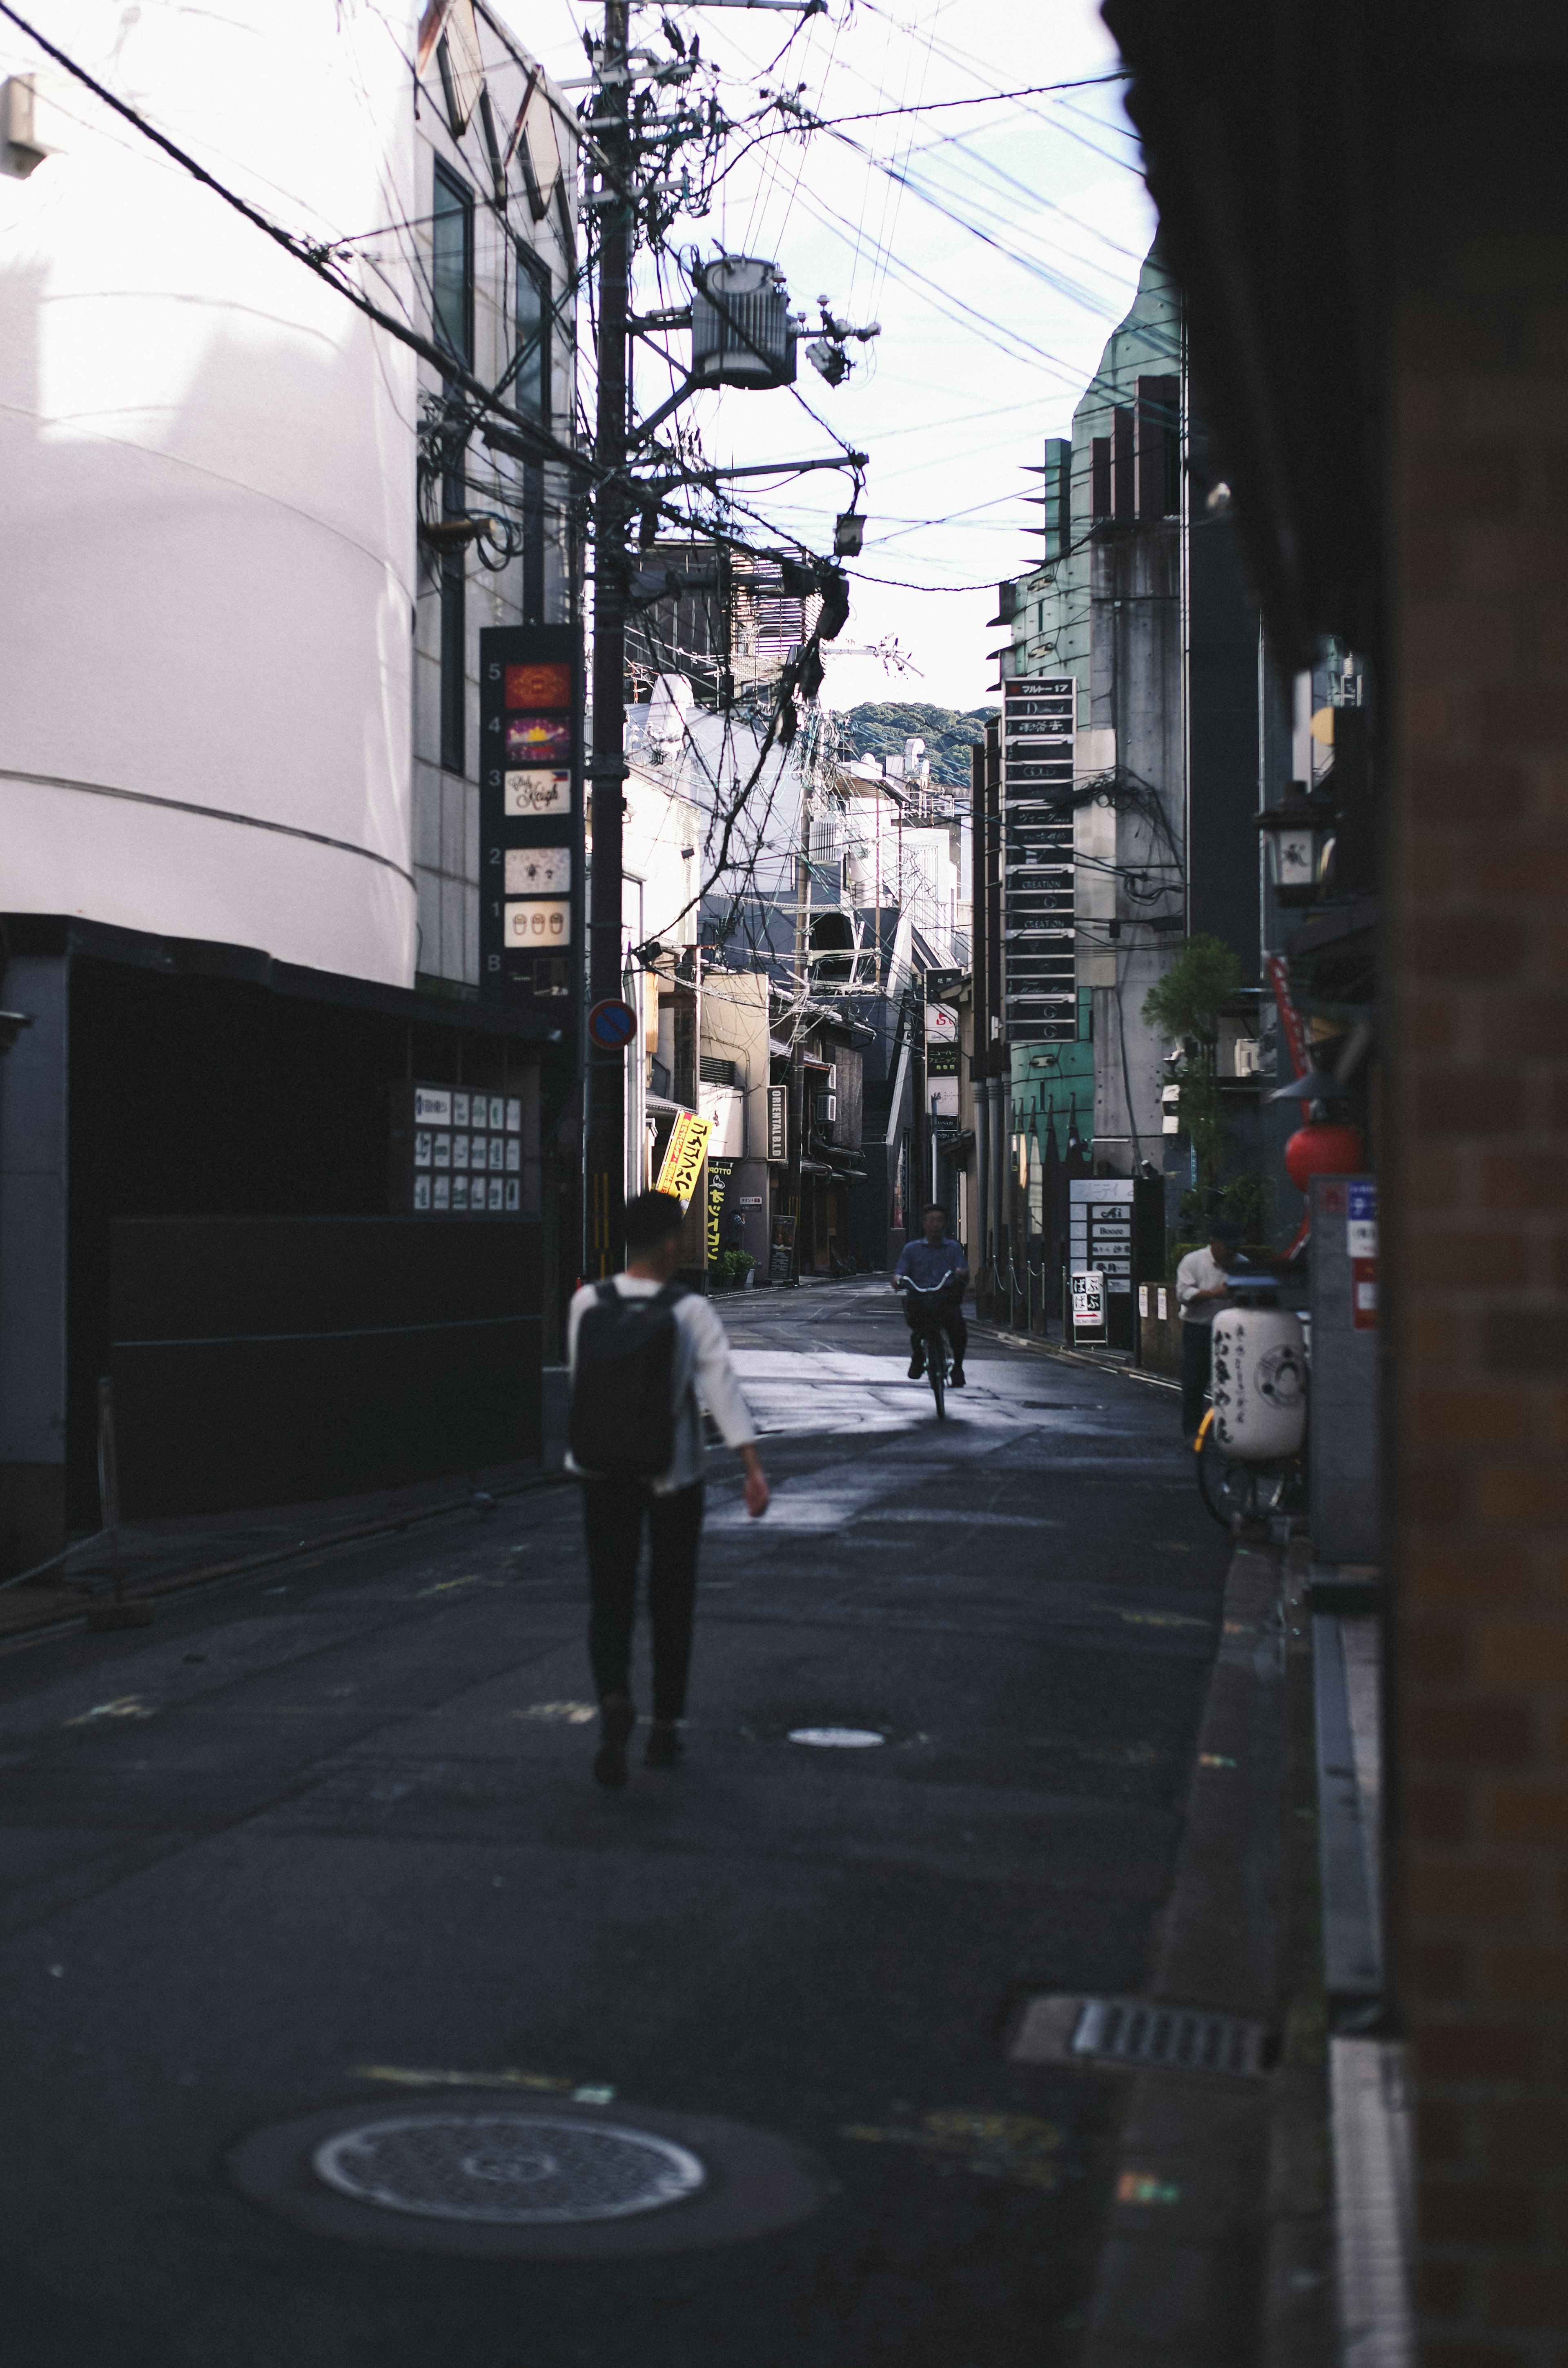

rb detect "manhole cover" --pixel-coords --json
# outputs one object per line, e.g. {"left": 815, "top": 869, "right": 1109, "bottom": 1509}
{"left": 229, "top": 2096, "right": 833, "bottom": 2259}
{"left": 312, "top": 2114, "right": 706, "bottom": 2224}
{"left": 788, "top": 1726, "right": 886, "bottom": 1749}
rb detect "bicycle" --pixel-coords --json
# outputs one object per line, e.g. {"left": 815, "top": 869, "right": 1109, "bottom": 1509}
{"left": 895, "top": 1278, "right": 958, "bottom": 1420}
{"left": 1194, "top": 1405, "right": 1307, "bottom": 1531}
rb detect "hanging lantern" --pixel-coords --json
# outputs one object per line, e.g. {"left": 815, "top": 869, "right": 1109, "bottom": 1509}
{"left": 1284, "top": 1119, "right": 1367, "bottom": 1192}
{"left": 1256, "top": 780, "right": 1337, "bottom": 909}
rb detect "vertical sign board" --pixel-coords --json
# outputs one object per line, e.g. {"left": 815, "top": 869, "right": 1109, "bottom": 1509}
{"left": 706, "top": 1158, "right": 735, "bottom": 1267}
{"left": 1310, "top": 1175, "right": 1381, "bottom": 1564}
{"left": 766, "top": 1085, "right": 787, "bottom": 1164}
{"left": 478, "top": 625, "right": 582, "bottom": 1042}
{"left": 1068, "top": 1176, "right": 1136, "bottom": 1349}
{"left": 1002, "top": 674, "right": 1077, "bottom": 1044}
{"left": 769, "top": 1212, "right": 797, "bottom": 1284}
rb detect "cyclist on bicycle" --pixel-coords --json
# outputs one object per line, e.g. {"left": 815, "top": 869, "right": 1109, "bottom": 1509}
{"left": 893, "top": 1203, "right": 969, "bottom": 1387}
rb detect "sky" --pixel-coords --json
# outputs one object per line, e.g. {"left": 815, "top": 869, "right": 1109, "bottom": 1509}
{"left": 499, "top": 0, "right": 1158, "bottom": 712}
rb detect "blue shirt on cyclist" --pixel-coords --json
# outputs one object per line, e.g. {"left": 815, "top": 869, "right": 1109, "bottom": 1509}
{"left": 895, "top": 1233, "right": 969, "bottom": 1293}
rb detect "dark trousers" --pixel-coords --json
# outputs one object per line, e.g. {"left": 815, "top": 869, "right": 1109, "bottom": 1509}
{"left": 904, "top": 1300, "right": 968, "bottom": 1367}
{"left": 580, "top": 1479, "right": 705, "bottom": 1722}
{"left": 1180, "top": 1320, "right": 1212, "bottom": 1439}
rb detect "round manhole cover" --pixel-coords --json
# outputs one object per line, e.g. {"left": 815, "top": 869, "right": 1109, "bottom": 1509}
{"left": 229, "top": 2096, "right": 833, "bottom": 2259}
{"left": 788, "top": 1726, "right": 886, "bottom": 1748}
{"left": 313, "top": 2114, "right": 706, "bottom": 2225}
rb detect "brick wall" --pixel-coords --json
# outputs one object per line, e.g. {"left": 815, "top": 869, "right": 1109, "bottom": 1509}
{"left": 1394, "top": 202, "right": 1568, "bottom": 2361}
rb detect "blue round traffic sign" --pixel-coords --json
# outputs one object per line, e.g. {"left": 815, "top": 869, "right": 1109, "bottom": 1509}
{"left": 587, "top": 998, "right": 638, "bottom": 1053}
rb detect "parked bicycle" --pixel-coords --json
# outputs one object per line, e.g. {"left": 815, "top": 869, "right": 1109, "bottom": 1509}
{"left": 894, "top": 1277, "right": 957, "bottom": 1419}
{"left": 1193, "top": 1405, "right": 1307, "bottom": 1530}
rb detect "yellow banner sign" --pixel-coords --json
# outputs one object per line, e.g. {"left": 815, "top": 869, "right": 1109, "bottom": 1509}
{"left": 654, "top": 1110, "right": 713, "bottom": 1211}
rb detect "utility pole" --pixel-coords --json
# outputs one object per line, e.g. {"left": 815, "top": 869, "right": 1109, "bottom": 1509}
{"left": 911, "top": 961, "right": 929, "bottom": 1218}
{"left": 581, "top": 0, "right": 825, "bottom": 1279}
{"left": 785, "top": 769, "right": 809, "bottom": 1281}
{"left": 585, "top": 0, "right": 631, "bottom": 1277}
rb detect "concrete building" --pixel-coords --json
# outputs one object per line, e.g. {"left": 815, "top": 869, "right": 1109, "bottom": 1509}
{"left": 0, "top": 3, "right": 578, "bottom": 1573}
{"left": 988, "top": 250, "right": 1267, "bottom": 1255}
{"left": 412, "top": 1, "right": 578, "bottom": 988}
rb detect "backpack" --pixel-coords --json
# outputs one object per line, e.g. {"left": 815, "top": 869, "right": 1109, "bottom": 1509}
{"left": 568, "top": 1279, "right": 689, "bottom": 1480}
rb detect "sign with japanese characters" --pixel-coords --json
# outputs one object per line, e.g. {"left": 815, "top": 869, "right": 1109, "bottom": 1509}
{"left": 1071, "top": 1269, "right": 1105, "bottom": 1339}
{"left": 654, "top": 1109, "right": 713, "bottom": 1211}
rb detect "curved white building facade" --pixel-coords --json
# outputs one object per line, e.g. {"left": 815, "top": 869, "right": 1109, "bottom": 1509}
{"left": 0, "top": 1, "right": 419, "bottom": 984}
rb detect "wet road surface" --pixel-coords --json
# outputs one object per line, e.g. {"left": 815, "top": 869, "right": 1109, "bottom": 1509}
{"left": 0, "top": 1280, "right": 1227, "bottom": 2367}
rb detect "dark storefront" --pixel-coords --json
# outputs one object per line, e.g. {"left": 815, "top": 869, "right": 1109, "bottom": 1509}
{"left": 0, "top": 917, "right": 561, "bottom": 1576}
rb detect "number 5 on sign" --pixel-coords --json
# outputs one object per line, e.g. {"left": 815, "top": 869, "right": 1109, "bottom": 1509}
{"left": 655, "top": 1110, "right": 713, "bottom": 1211}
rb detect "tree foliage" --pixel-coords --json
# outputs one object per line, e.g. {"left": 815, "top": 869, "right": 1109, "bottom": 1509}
{"left": 1140, "top": 934, "right": 1243, "bottom": 1048}
{"left": 1142, "top": 935, "right": 1244, "bottom": 1193}
{"left": 840, "top": 702, "right": 997, "bottom": 790}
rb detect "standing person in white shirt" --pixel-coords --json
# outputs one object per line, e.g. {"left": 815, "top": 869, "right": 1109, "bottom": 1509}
{"left": 1175, "top": 1217, "right": 1243, "bottom": 1443}
{"left": 566, "top": 1190, "right": 769, "bottom": 1788}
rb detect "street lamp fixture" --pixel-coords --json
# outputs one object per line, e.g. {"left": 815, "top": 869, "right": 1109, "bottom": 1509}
{"left": 1256, "top": 779, "right": 1336, "bottom": 909}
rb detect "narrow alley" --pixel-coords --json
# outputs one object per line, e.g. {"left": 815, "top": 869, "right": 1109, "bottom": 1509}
{"left": 0, "top": 1286, "right": 1283, "bottom": 2368}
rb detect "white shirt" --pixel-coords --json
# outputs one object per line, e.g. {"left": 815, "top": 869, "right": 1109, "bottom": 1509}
{"left": 1176, "top": 1245, "right": 1231, "bottom": 1327}
{"left": 565, "top": 1275, "right": 758, "bottom": 1493}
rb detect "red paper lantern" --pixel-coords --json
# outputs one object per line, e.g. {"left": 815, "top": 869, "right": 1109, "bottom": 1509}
{"left": 1285, "top": 1120, "right": 1367, "bottom": 1193}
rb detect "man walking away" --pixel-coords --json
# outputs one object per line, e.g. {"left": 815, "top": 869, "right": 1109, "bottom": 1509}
{"left": 894, "top": 1203, "right": 970, "bottom": 1388}
{"left": 1176, "top": 1217, "right": 1241, "bottom": 1443}
{"left": 567, "top": 1190, "right": 769, "bottom": 1788}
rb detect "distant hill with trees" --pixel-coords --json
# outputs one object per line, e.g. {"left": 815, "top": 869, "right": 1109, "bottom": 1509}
{"left": 837, "top": 701, "right": 998, "bottom": 789}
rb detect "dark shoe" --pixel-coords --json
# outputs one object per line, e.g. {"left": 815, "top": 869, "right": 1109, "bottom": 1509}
{"left": 950, "top": 1365, "right": 966, "bottom": 1387}
{"left": 644, "top": 1720, "right": 684, "bottom": 1771}
{"left": 907, "top": 1354, "right": 925, "bottom": 1380}
{"left": 593, "top": 1693, "right": 635, "bottom": 1789}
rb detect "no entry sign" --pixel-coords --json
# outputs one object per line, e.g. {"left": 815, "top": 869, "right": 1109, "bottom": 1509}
{"left": 587, "top": 998, "right": 637, "bottom": 1053}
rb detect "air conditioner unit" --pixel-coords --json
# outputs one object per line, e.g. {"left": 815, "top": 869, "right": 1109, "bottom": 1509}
{"left": 813, "top": 1093, "right": 837, "bottom": 1125}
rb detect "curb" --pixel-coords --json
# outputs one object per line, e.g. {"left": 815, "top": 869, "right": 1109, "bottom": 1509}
{"left": 0, "top": 1465, "right": 573, "bottom": 1662}
{"left": 1077, "top": 1538, "right": 1289, "bottom": 2366}
{"left": 968, "top": 1320, "right": 1183, "bottom": 1396}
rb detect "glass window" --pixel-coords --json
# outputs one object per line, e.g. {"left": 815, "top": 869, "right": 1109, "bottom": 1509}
{"left": 432, "top": 163, "right": 472, "bottom": 368}
{"left": 514, "top": 247, "right": 550, "bottom": 426}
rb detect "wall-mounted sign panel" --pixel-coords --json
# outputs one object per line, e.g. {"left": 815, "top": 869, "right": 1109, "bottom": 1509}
{"left": 505, "top": 847, "right": 572, "bottom": 896}
{"left": 504, "top": 899, "right": 572, "bottom": 948}
{"left": 505, "top": 769, "right": 571, "bottom": 817}
{"left": 766, "top": 1084, "right": 787, "bottom": 1163}
{"left": 389, "top": 1080, "right": 524, "bottom": 1216}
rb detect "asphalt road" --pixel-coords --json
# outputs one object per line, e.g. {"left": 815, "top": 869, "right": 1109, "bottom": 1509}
{"left": 0, "top": 1280, "right": 1230, "bottom": 2368}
